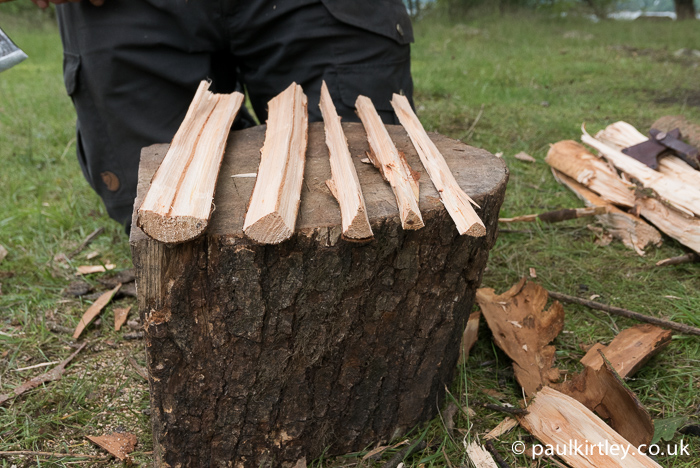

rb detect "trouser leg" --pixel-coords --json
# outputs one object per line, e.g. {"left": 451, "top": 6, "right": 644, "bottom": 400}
{"left": 225, "top": 0, "right": 414, "bottom": 125}
{"left": 56, "top": 0, "right": 252, "bottom": 227}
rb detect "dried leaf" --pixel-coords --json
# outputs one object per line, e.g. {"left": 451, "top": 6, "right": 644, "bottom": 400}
{"left": 652, "top": 416, "right": 688, "bottom": 445}
{"left": 114, "top": 306, "right": 132, "bottom": 331}
{"left": 87, "top": 432, "right": 137, "bottom": 461}
{"left": 514, "top": 151, "right": 536, "bottom": 162}
{"left": 76, "top": 264, "right": 116, "bottom": 275}
{"left": 0, "top": 343, "right": 87, "bottom": 405}
{"left": 476, "top": 279, "right": 564, "bottom": 396}
{"left": 73, "top": 284, "right": 121, "bottom": 339}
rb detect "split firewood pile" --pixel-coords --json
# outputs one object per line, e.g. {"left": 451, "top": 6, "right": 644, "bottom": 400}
{"left": 137, "top": 80, "right": 485, "bottom": 245}
{"left": 525, "top": 116, "right": 700, "bottom": 264}
{"left": 460, "top": 278, "right": 698, "bottom": 468}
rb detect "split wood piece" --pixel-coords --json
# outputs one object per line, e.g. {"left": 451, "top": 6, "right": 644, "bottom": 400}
{"left": 243, "top": 83, "right": 308, "bottom": 244}
{"left": 138, "top": 81, "right": 244, "bottom": 244}
{"left": 73, "top": 284, "right": 121, "bottom": 339}
{"left": 546, "top": 140, "right": 635, "bottom": 208}
{"left": 547, "top": 291, "right": 700, "bottom": 336}
{"left": 392, "top": 94, "right": 485, "bottom": 236}
{"left": 499, "top": 206, "right": 607, "bottom": 224}
{"left": 635, "top": 196, "right": 700, "bottom": 254}
{"left": 484, "top": 417, "right": 519, "bottom": 440}
{"left": 356, "top": 95, "right": 424, "bottom": 230}
{"left": 87, "top": 432, "right": 137, "bottom": 461}
{"left": 519, "top": 387, "right": 661, "bottom": 468}
{"left": 582, "top": 127, "right": 700, "bottom": 217}
{"left": 555, "top": 357, "right": 654, "bottom": 448}
{"left": 0, "top": 451, "right": 110, "bottom": 460}
{"left": 580, "top": 324, "right": 673, "bottom": 379}
{"left": 552, "top": 170, "right": 662, "bottom": 255}
{"left": 595, "top": 121, "right": 700, "bottom": 187}
{"left": 465, "top": 441, "right": 499, "bottom": 468}
{"left": 459, "top": 310, "right": 481, "bottom": 364}
{"left": 0, "top": 343, "right": 86, "bottom": 405}
{"left": 656, "top": 252, "right": 699, "bottom": 267}
{"left": 652, "top": 115, "right": 700, "bottom": 150}
{"left": 76, "top": 264, "right": 116, "bottom": 275}
{"left": 318, "top": 81, "right": 372, "bottom": 240}
{"left": 476, "top": 278, "right": 564, "bottom": 396}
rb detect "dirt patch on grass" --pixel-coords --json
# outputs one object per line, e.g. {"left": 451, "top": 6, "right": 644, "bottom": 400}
{"left": 653, "top": 89, "right": 700, "bottom": 109}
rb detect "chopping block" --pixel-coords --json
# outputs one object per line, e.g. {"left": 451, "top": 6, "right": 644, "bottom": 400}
{"left": 130, "top": 122, "right": 508, "bottom": 467}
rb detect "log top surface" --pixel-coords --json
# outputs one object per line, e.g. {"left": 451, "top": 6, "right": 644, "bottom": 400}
{"left": 131, "top": 122, "right": 507, "bottom": 243}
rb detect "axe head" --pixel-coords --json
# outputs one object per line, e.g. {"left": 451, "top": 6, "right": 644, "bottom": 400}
{"left": 0, "top": 26, "right": 28, "bottom": 73}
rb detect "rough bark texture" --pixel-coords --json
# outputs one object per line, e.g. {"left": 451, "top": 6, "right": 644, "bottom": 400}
{"left": 130, "top": 122, "right": 508, "bottom": 468}
{"left": 674, "top": 0, "right": 696, "bottom": 20}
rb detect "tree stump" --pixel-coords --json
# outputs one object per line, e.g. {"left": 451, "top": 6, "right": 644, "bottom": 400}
{"left": 130, "top": 122, "right": 508, "bottom": 468}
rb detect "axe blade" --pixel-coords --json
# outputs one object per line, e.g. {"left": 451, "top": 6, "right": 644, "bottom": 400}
{"left": 0, "top": 26, "right": 28, "bottom": 73}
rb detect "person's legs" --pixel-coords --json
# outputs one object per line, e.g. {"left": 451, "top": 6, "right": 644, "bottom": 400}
{"left": 56, "top": 0, "right": 253, "bottom": 228}
{"left": 225, "top": 0, "right": 414, "bottom": 125}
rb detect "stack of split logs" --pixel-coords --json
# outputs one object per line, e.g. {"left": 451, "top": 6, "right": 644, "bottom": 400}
{"left": 545, "top": 117, "right": 700, "bottom": 261}
{"left": 137, "top": 81, "right": 485, "bottom": 245}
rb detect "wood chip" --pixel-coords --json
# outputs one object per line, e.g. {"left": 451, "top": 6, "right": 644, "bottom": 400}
{"left": 459, "top": 310, "right": 480, "bottom": 364}
{"left": 243, "top": 83, "right": 308, "bottom": 244}
{"left": 514, "top": 151, "right": 536, "bottom": 162}
{"left": 465, "top": 441, "right": 499, "bottom": 468}
{"left": 73, "top": 284, "right": 121, "bottom": 339}
{"left": 392, "top": 93, "right": 485, "bottom": 236}
{"left": 555, "top": 358, "right": 654, "bottom": 448}
{"left": 476, "top": 279, "right": 564, "bottom": 396}
{"left": 0, "top": 244, "right": 7, "bottom": 264}
{"left": 86, "top": 432, "right": 137, "bottom": 461}
{"left": 519, "top": 386, "right": 661, "bottom": 468}
{"left": 484, "top": 417, "right": 519, "bottom": 440}
{"left": 76, "top": 264, "right": 116, "bottom": 275}
{"left": 0, "top": 343, "right": 86, "bottom": 405}
{"left": 580, "top": 324, "right": 672, "bottom": 379}
{"left": 114, "top": 306, "right": 132, "bottom": 332}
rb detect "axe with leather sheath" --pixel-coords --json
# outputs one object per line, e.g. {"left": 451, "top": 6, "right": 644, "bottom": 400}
{"left": 622, "top": 127, "right": 700, "bottom": 170}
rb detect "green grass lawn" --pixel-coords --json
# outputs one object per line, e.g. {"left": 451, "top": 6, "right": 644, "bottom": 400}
{"left": 1, "top": 8, "right": 699, "bottom": 468}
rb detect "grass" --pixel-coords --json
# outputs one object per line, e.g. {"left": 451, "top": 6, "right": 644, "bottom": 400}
{"left": 1, "top": 7, "right": 699, "bottom": 467}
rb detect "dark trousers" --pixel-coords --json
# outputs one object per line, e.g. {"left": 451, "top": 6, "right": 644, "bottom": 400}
{"left": 57, "top": 0, "right": 414, "bottom": 227}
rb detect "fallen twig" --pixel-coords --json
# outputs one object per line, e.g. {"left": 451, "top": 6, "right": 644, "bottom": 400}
{"left": 479, "top": 402, "right": 529, "bottom": 416}
{"left": 484, "top": 440, "right": 511, "bottom": 468}
{"left": 499, "top": 206, "right": 607, "bottom": 224}
{"left": 129, "top": 357, "right": 148, "bottom": 381}
{"left": 656, "top": 252, "right": 699, "bottom": 267}
{"left": 0, "top": 451, "right": 110, "bottom": 460}
{"left": 380, "top": 440, "right": 426, "bottom": 468}
{"left": 0, "top": 343, "right": 87, "bottom": 405}
{"left": 69, "top": 227, "right": 105, "bottom": 259}
{"left": 547, "top": 291, "right": 700, "bottom": 336}
{"left": 46, "top": 321, "right": 74, "bottom": 334}
{"left": 123, "top": 332, "right": 145, "bottom": 340}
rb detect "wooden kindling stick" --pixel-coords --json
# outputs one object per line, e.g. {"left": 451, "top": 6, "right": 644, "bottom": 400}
{"left": 138, "top": 81, "right": 244, "bottom": 243}
{"left": 355, "top": 95, "right": 424, "bottom": 230}
{"left": 547, "top": 290, "right": 700, "bottom": 336}
{"left": 391, "top": 94, "right": 485, "bottom": 237}
{"left": 319, "top": 81, "right": 373, "bottom": 241}
{"left": 243, "top": 82, "right": 308, "bottom": 244}
{"left": 499, "top": 206, "right": 607, "bottom": 224}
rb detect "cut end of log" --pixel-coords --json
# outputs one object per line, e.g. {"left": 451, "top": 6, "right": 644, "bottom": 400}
{"left": 462, "top": 222, "right": 487, "bottom": 237}
{"left": 402, "top": 210, "right": 425, "bottom": 230}
{"left": 243, "top": 211, "right": 295, "bottom": 244}
{"left": 138, "top": 210, "right": 208, "bottom": 244}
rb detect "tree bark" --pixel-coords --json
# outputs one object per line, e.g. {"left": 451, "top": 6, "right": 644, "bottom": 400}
{"left": 674, "top": 0, "right": 696, "bottom": 20}
{"left": 131, "top": 122, "right": 508, "bottom": 467}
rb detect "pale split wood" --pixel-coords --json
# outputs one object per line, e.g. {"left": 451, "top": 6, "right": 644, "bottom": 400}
{"left": 580, "top": 324, "right": 672, "bottom": 379}
{"left": 355, "top": 95, "right": 424, "bottom": 230}
{"left": 519, "top": 386, "right": 661, "bottom": 468}
{"left": 244, "top": 83, "right": 308, "bottom": 244}
{"left": 484, "top": 417, "right": 518, "bottom": 440}
{"left": 582, "top": 126, "right": 700, "bottom": 217}
{"left": 636, "top": 196, "right": 700, "bottom": 254}
{"left": 318, "top": 81, "right": 372, "bottom": 240}
{"left": 392, "top": 94, "right": 484, "bottom": 236}
{"left": 594, "top": 121, "right": 700, "bottom": 187}
{"left": 552, "top": 169, "right": 662, "bottom": 255}
{"left": 465, "top": 441, "right": 499, "bottom": 468}
{"left": 499, "top": 206, "right": 607, "bottom": 223}
{"left": 545, "top": 140, "right": 635, "bottom": 207}
{"left": 73, "top": 284, "right": 121, "bottom": 339}
{"left": 138, "top": 81, "right": 244, "bottom": 243}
